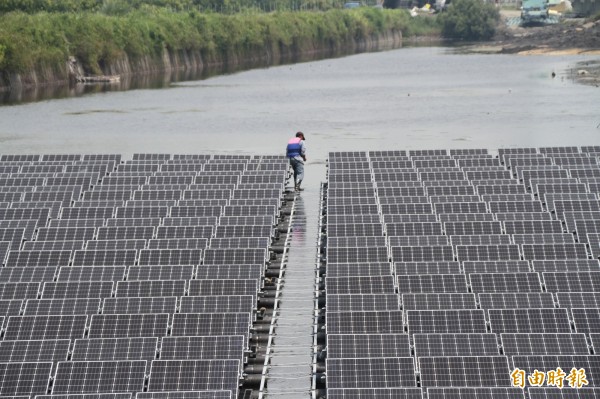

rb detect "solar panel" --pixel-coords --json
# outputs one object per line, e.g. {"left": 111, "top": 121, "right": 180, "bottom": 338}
{"left": 385, "top": 223, "right": 442, "bottom": 237}
{"left": 5, "top": 250, "right": 72, "bottom": 268}
{"left": 0, "top": 362, "right": 52, "bottom": 396}
{"left": 0, "top": 228, "right": 25, "bottom": 250}
{"left": 160, "top": 336, "right": 244, "bottom": 362}
{"left": 86, "top": 239, "right": 146, "bottom": 251}
{"left": 521, "top": 244, "right": 588, "bottom": 260}
{"left": 488, "top": 308, "right": 572, "bottom": 333}
{"left": 463, "top": 260, "right": 531, "bottom": 274}
{"left": 72, "top": 250, "right": 137, "bottom": 266}
{"left": 41, "top": 281, "right": 113, "bottom": 299}
{"left": 325, "top": 276, "right": 396, "bottom": 295}
{"left": 0, "top": 282, "right": 40, "bottom": 300}
{"left": 203, "top": 249, "right": 266, "bottom": 265}
{"left": 478, "top": 292, "right": 555, "bottom": 310}
{"left": 434, "top": 202, "right": 487, "bottom": 214}
{"left": 179, "top": 295, "right": 255, "bottom": 314}
{"left": 96, "top": 226, "right": 154, "bottom": 240}
{"left": 127, "top": 266, "right": 194, "bottom": 281}
{"left": 171, "top": 313, "right": 250, "bottom": 338}
{"left": 0, "top": 339, "right": 70, "bottom": 365}
{"left": 24, "top": 298, "right": 101, "bottom": 316}
{"left": 115, "top": 280, "right": 186, "bottom": 297}
{"left": 544, "top": 272, "right": 600, "bottom": 292}
{"left": 391, "top": 246, "right": 454, "bottom": 262}
{"left": 413, "top": 333, "right": 499, "bottom": 359}
{"left": 162, "top": 217, "right": 218, "bottom": 227}
{"left": 102, "top": 297, "right": 177, "bottom": 315}
{"left": 72, "top": 337, "right": 158, "bottom": 362}
{"left": 554, "top": 200, "right": 600, "bottom": 219}
{"left": 572, "top": 308, "right": 600, "bottom": 334}
{"left": 477, "top": 184, "right": 525, "bottom": 195}
{"left": 60, "top": 207, "right": 114, "bottom": 219}
{"left": 469, "top": 272, "right": 542, "bottom": 293}
{"left": 532, "top": 260, "right": 600, "bottom": 272}
{"left": 329, "top": 236, "right": 388, "bottom": 248}
{"left": 495, "top": 212, "right": 552, "bottom": 221}
{"left": 24, "top": 240, "right": 85, "bottom": 251}
{"left": 438, "top": 213, "right": 495, "bottom": 222}
{"left": 406, "top": 310, "right": 487, "bottom": 335}
{"left": 512, "top": 234, "right": 575, "bottom": 244}
{"left": 382, "top": 214, "right": 438, "bottom": 224}
{"left": 50, "top": 218, "right": 106, "bottom": 228}
{"left": 0, "top": 267, "right": 56, "bottom": 283}
{"left": 88, "top": 314, "right": 169, "bottom": 338}
{"left": 504, "top": 220, "right": 564, "bottom": 234}
{"left": 53, "top": 360, "right": 146, "bottom": 394}
{"left": 156, "top": 226, "right": 214, "bottom": 239}
{"left": 326, "top": 357, "right": 416, "bottom": 388}
{"left": 325, "top": 263, "right": 392, "bottom": 277}
{"left": 0, "top": 299, "right": 23, "bottom": 318}
{"left": 449, "top": 235, "right": 511, "bottom": 245}
{"left": 443, "top": 222, "right": 501, "bottom": 236}
{"left": 380, "top": 203, "right": 433, "bottom": 215}
{"left": 188, "top": 279, "right": 259, "bottom": 302}
{"left": 146, "top": 360, "right": 239, "bottom": 395}
{"left": 57, "top": 266, "right": 126, "bottom": 282}
{"left": 425, "top": 186, "right": 475, "bottom": 196}
{"left": 419, "top": 356, "right": 511, "bottom": 387}
{"left": 115, "top": 206, "right": 168, "bottom": 219}
{"left": 456, "top": 245, "right": 521, "bottom": 262}
{"left": 501, "top": 333, "right": 589, "bottom": 356}
{"left": 394, "top": 261, "right": 460, "bottom": 275}
{"left": 196, "top": 264, "right": 263, "bottom": 281}
{"left": 326, "top": 311, "right": 404, "bottom": 334}
{"left": 327, "top": 247, "right": 389, "bottom": 263}
{"left": 4, "top": 315, "right": 87, "bottom": 340}
{"left": 557, "top": 292, "right": 600, "bottom": 310}
{"left": 397, "top": 274, "right": 468, "bottom": 293}
{"left": 401, "top": 293, "right": 477, "bottom": 310}
{"left": 326, "top": 294, "right": 401, "bottom": 312}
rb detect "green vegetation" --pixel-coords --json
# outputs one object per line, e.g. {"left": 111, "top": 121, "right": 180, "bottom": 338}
{"left": 438, "top": 0, "right": 499, "bottom": 40}
{"left": 0, "top": 0, "right": 375, "bottom": 14}
{"left": 0, "top": 7, "right": 439, "bottom": 76}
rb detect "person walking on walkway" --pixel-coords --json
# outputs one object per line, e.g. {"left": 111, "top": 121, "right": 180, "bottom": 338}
{"left": 286, "top": 131, "right": 307, "bottom": 192}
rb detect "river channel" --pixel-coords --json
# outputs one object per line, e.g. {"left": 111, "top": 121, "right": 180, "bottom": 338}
{"left": 1, "top": 46, "right": 599, "bottom": 397}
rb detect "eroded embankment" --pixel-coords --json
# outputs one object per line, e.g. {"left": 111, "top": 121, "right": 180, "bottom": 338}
{"left": 0, "top": 9, "right": 438, "bottom": 92}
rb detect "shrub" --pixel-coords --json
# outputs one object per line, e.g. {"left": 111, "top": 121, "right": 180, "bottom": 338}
{"left": 438, "top": 0, "right": 499, "bottom": 40}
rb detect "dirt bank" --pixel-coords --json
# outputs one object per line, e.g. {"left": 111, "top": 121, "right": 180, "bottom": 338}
{"left": 466, "top": 11, "right": 600, "bottom": 85}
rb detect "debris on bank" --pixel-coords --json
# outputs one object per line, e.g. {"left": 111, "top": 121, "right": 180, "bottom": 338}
{"left": 67, "top": 56, "right": 120, "bottom": 85}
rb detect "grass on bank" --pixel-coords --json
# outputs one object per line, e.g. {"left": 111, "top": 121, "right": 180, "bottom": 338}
{"left": 0, "top": 7, "right": 440, "bottom": 75}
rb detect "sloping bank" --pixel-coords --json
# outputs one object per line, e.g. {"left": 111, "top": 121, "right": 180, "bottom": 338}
{"left": 0, "top": 8, "right": 439, "bottom": 91}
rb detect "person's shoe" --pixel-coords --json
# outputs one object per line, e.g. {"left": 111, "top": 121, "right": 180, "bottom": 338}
{"left": 296, "top": 185, "right": 304, "bottom": 192}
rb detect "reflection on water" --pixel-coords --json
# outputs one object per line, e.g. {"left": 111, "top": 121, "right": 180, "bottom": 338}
{"left": 0, "top": 39, "right": 411, "bottom": 106}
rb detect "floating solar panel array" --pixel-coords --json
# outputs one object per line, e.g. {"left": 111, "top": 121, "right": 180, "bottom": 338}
{"left": 0, "top": 153, "right": 291, "bottom": 399}
{"left": 317, "top": 147, "right": 600, "bottom": 399}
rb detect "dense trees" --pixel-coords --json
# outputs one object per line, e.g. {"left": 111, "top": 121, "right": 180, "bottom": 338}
{"left": 438, "top": 0, "right": 499, "bottom": 40}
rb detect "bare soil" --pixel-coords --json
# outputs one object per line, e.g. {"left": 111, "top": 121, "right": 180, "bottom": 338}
{"left": 468, "top": 10, "right": 600, "bottom": 86}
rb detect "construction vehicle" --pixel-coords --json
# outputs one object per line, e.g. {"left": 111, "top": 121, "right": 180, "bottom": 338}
{"left": 521, "top": 0, "right": 550, "bottom": 24}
